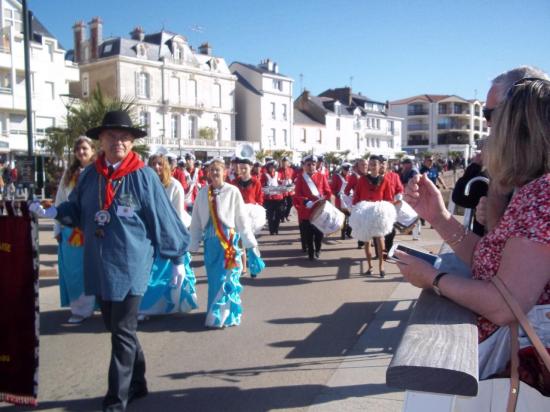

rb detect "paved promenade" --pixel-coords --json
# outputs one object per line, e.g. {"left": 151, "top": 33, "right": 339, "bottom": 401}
{"left": 2, "top": 213, "right": 447, "bottom": 412}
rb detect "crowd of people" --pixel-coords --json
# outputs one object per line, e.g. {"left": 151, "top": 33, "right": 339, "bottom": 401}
{"left": 26, "top": 64, "right": 550, "bottom": 410}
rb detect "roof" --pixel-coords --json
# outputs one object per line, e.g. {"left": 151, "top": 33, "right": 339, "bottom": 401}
{"left": 294, "top": 109, "right": 325, "bottom": 127}
{"left": 231, "top": 61, "right": 291, "bottom": 79}
{"left": 390, "top": 94, "right": 452, "bottom": 105}
{"left": 234, "top": 71, "right": 263, "bottom": 96}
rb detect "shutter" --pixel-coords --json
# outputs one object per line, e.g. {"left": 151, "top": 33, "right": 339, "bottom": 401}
{"left": 147, "top": 73, "right": 152, "bottom": 99}
{"left": 135, "top": 72, "right": 140, "bottom": 97}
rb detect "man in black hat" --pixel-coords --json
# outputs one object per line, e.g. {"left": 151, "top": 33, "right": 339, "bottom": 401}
{"left": 31, "top": 110, "right": 189, "bottom": 411}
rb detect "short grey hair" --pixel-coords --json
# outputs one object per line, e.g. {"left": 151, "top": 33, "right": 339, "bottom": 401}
{"left": 491, "top": 65, "right": 550, "bottom": 102}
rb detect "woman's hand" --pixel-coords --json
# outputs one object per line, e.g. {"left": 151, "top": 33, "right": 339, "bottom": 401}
{"left": 394, "top": 250, "right": 438, "bottom": 289}
{"left": 405, "top": 173, "right": 449, "bottom": 225}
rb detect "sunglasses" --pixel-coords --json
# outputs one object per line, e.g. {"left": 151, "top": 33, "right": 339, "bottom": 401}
{"left": 482, "top": 107, "right": 494, "bottom": 122}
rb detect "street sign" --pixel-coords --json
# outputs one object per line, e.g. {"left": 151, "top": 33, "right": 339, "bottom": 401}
{"left": 15, "top": 156, "right": 35, "bottom": 185}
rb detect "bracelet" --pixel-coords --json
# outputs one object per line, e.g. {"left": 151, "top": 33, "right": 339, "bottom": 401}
{"left": 446, "top": 228, "right": 468, "bottom": 247}
{"left": 432, "top": 272, "right": 449, "bottom": 296}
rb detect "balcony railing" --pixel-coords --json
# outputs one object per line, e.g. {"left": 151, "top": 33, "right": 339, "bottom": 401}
{"left": 408, "top": 109, "right": 429, "bottom": 116}
{"left": 437, "top": 123, "right": 470, "bottom": 130}
{"left": 408, "top": 124, "right": 429, "bottom": 131}
{"left": 0, "top": 86, "right": 12, "bottom": 94}
{"left": 407, "top": 137, "right": 429, "bottom": 146}
{"left": 145, "top": 137, "right": 240, "bottom": 149}
{"left": 437, "top": 133, "right": 470, "bottom": 145}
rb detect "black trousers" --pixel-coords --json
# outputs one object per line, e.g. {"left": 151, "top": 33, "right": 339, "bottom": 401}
{"left": 97, "top": 294, "right": 146, "bottom": 412}
{"left": 300, "top": 219, "right": 323, "bottom": 258}
{"left": 384, "top": 228, "right": 396, "bottom": 253}
{"left": 265, "top": 199, "right": 283, "bottom": 234}
{"left": 282, "top": 196, "right": 293, "bottom": 219}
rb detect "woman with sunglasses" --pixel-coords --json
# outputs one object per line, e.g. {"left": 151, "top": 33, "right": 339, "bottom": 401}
{"left": 397, "top": 78, "right": 550, "bottom": 394}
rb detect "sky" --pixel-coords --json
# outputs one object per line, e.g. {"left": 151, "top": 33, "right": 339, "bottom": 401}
{"left": 30, "top": 0, "right": 550, "bottom": 103}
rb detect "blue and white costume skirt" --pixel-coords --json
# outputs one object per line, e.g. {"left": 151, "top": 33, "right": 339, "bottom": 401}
{"left": 58, "top": 226, "right": 95, "bottom": 317}
{"left": 247, "top": 248, "right": 265, "bottom": 276}
{"left": 203, "top": 221, "right": 243, "bottom": 328}
{"left": 139, "top": 252, "right": 198, "bottom": 315}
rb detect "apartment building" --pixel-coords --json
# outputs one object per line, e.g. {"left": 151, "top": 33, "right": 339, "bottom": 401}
{"left": 294, "top": 87, "right": 402, "bottom": 159}
{"left": 71, "top": 18, "right": 242, "bottom": 158}
{"left": 389, "top": 94, "right": 488, "bottom": 159}
{"left": 0, "top": 0, "right": 78, "bottom": 160}
{"left": 230, "top": 60, "right": 293, "bottom": 151}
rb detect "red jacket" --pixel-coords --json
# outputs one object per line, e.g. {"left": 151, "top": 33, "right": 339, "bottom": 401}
{"left": 231, "top": 177, "right": 264, "bottom": 205}
{"left": 353, "top": 175, "right": 392, "bottom": 204}
{"left": 344, "top": 172, "right": 360, "bottom": 196}
{"left": 384, "top": 171, "right": 404, "bottom": 201}
{"left": 330, "top": 173, "right": 350, "bottom": 209}
{"left": 261, "top": 171, "right": 284, "bottom": 201}
{"left": 172, "top": 168, "right": 188, "bottom": 191}
{"left": 293, "top": 172, "right": 332, "bottom": 220}
{"left": 278, "top": 166, "right": 295, "bottom": 197}
{"left": 184, "top": 166, "right": 203, "bottom": 203}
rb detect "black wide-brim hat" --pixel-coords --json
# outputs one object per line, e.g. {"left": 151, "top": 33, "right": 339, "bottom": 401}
{"left": 86, "top": 110, "right": 147, "bottom": 140}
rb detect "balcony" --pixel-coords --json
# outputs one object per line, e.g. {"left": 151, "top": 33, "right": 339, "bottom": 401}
{"left": 437, "top": 132, "right": 470, "bottom": 145}
{"left": 0, "top": 86, "right": 11, "bottom": 94}
{"left": 437, "top": 123, "right": 470, "bottom": 131}
{"left": 407, "top": 123, "right": 429, "bottom": 131}
{"left": 407, "top": 109, "right": 429, "bottom": 116}
{"left": 144, "top": 137, "right": 241, "bottom": 149}
{"left": 407, "top": 136, "right": 429, "bottom": 146}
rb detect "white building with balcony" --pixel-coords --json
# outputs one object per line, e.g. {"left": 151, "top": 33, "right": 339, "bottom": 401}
{"left": 0, "top": 0, "right": 78, "bottom": 159}
{"left": 230, "top": 60, "right": 293, "bottom": 151}
{"left": 388, "top": 94, "right": 488, "bottom": 159}
{"left": 293, "top": 87, "right": 402, "bottom": 159}
{"left": 71, "top": 19, "right": 243, "bottom": 158}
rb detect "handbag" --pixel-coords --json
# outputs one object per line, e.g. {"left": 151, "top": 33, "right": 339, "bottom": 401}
{"left": 454, "top": 276, "right": 550, "bottom": 412}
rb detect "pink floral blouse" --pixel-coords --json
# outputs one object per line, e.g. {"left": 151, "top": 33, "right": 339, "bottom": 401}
{"left": 472, "top": 174, "right": 550, "bottom": 342}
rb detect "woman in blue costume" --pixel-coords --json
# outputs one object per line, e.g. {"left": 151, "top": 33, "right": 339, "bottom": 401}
{"left": 139, "top": 153, "right": 198, "bottom": 318}
{"left": 189, "top": 158, "right": 259, "bottom": 328}
{"left": 54, "top": 136, "right": 96, "bottom": 324}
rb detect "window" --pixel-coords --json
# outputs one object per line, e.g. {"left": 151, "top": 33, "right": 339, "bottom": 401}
{"left": 45, "top": 41, "right": 54, "bottom": 62}
{"left": 188, "top": 116, "right": 198, "bottom": 139}
{"left": 136, "top": 44, "right": 147, "bottom": 58}
{"left": 272, "top": 79, "right": 282, "bottom": 91}
{"left": 35, "top": 116, "right": 54, "bottom": 135}
{"left": 336, "top": 137, "right": 341, "bottom": 150}
{"left": 174, "top": 46, "right": 181, "bottom": 62}
{"left": 0, "top": 70, "right": 11, "bottom": 93}
{"left": 336, "top": 118, "right": 340, "bottom": 131}
{"left": 269, "top": 128, "right": 276, "bottom": 147}
{"left": 213, "top": 83, "right": 221, "bottom": 108}
{"left": 301, "top": 128, "right": 306, "bottom": 143}
{"left": 376, "top": 119, "right": 380, "bottom": 129}
{"left": 171, "top": 114, "right": 180, "bottom": 139}
{"left": 82, "top": 73, "right": 89, "bottom": 98}
{"left": 270, "top": 102, "right": 276, "bottom": 119}
{"left": 356, "top": 133, "right": 360, "bottom": 150}
{"left": 136, "top": 72, "right": 150, "bottom": 98}
{"left": 376, "top": 138, "right": 380, "bottom": 148}
{"left": 139, "top": 111, "right": 150, "bottom": 136}
{"left": 318, "top": 130, "right": 322, "bottom": 144}
{"left": 388, "top": 120, "right": 394, "bottom": 134}
{"left": 4, "top": 8, "right": 22, "bottom": 33}
{"left": 283, "top": 129, "right": 288, "bottom": 146}
{"left": 187, "top": 79, "right": 197, "bottom": 106}
{"left": 170, "top": 76, "right": 180, "bottom": 103}
{"left": 282, "top": 104, "right": 287, "bottom": 120}
{"left": 45, "top": 81, "right": 55, "bottom": 100}
{"left": 367, "top": 118, "right": 371, "bottom": 128}
{"left": 103, "top": 43, "right": 113, "bottom": 53}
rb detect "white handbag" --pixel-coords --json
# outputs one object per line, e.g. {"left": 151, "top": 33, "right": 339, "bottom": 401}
{"left": 454, "top": 277, "right": 550, "bottom": 412}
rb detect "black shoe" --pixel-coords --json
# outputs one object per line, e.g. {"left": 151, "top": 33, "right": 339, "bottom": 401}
{"left": 251, "top": 273, "right": 257, "bottom": 278}
{"left": 314, "top": 251, "right": 320, "bottom": 259}
{"left": 308, "top": 254, "right": 315, "bottom": 261}
{"left": 380, "top": 271, "right": 386, "bottom": 278}
{"left": 128, "top": 385, "right": 149, "bottom": 404}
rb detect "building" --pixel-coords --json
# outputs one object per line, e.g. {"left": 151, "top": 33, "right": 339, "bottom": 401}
{"left": 388, "top": 94, "right": 489, "bottom": 159}
{"left": 0, "top": 0, "right": 78, "bottom": 160}
{"left": 230, "top": 60, "right": 293, "bottom": 151}
{"left": 70, "top": 19, "right": 243, "bottom": 158}
{"left": 293, "top": 87, "right": 402, "bottom": 159}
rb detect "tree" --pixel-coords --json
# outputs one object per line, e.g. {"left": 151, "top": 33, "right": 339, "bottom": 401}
{"left": 199, "top": 127, "right": 215, "bottom": 140}
{"left": 271, "top": 149, "right": 292, "bottom": 162}
{"left": 255, "top": 149, "right": 271, "bottom": 162}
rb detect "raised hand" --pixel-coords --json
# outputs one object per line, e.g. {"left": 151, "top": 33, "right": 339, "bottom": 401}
{"left": 404, "top": 174, "right": 449, "bottom": 225}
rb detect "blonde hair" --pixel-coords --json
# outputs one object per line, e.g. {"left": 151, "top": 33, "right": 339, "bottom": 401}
{"left": 148, "top": 154, "right": 172, "bottom": 188}
{"left": 485, "top": 79, "right": 550, "bottom": 190}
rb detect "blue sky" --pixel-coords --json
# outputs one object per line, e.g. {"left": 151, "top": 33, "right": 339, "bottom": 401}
{"left": 30, "top": 0, "right": 550, "bottom": 102}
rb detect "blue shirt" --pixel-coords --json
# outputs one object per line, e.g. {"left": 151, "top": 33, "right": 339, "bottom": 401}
{"left": 56, "top": 165, "right": 189, "bottom": 301}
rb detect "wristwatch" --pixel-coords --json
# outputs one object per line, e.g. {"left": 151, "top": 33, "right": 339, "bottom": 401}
{"left": 432, "top": 272, "right": 449, "bottom": 296}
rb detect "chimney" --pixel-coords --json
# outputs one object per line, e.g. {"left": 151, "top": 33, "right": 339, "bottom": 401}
{"left": 260, "top": 58, "right": 273, "bottom": 72}
{"left": 89, "top": 16, "right": 103, "bottom": 60}
{"left": 130, "top": 26, "right": 145, "bottom": 41}
{"left": 345, "top": 87, "right": 352, "bottom": 106}
{"left": 273, "top": 63, "right": 279, "bottom": 74}
{"left": 72, "top": 20, "right": 85, "bottom": 63}
{"left": 198, "top": 42, "right": 212, "bottom": 55}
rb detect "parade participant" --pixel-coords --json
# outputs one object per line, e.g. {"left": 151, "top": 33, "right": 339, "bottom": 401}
{"left": 380, "top": 157, "right": 404, "bottom": 254}
{"left": 294, "top": 155, "right": 332, "bottom": 261}
{"left": 231, "top": 157, "right": 265, "bottom": 278}
{"left": 398, "top": 78, "right": 550, "bottom": 392}
{"left": 228, "top": 156, "right": 238, "bottom": 181}
{"left": 353, "top": 155, "right": 393, "bottom": 277}
{"left": 261, "top": 160, "right": 284, "bottom": 235}
{"left": 317, "top": 155, "right": 330, "bottom": 179}
{"left": 138, "top": 154, "right": 197, "bottom": 318}
{"left": 167, "top": 153, "right": 188, "bottom": 193}
{"left": 345, "top": 158, "right": 367, "bottom": 249}
{"left": 31, "top": 111, "right": 189, "bottom": 411}
{"left": 54, "top": 136, "right": 96, "bottom": 324}
{"left": 251, "top": 161, "right": 261, "bottom": 177}
{"left": 183, "top": 152, "right": 203, "bottom": 213}
{"left": 330, "top": 162, "right": 352, "bottom": 239}
{"left": 279, "top": 156, "right": 295, "bottom": 222}
{"left": 189, "top": 158, "right": 258, "bottom": 327}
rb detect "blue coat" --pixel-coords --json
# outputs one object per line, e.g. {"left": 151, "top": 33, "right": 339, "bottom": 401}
{"left": 56, "top": 165, "right": 189, "bottom": 301}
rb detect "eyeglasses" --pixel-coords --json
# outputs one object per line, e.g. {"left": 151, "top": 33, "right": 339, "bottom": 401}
{"left": 482, "top": 107, "right": 494, "bottom": 122}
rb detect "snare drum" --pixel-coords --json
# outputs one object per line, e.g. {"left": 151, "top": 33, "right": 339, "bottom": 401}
{"left": 310, "top": 200, "right": 345, "bottom": 235}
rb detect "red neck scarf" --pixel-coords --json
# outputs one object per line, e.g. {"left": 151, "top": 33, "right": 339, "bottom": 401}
{"left": 95, "top": 151, "right": 144, "bottom": 210}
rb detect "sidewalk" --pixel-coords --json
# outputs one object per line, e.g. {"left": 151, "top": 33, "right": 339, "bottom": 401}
{"left": 308, "top": 227, "right": 445, "bottom": 412}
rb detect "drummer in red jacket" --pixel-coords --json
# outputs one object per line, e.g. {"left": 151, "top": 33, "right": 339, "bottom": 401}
{"left": 294, "top": 154, "right": 332, "bottom": 261}
{"left": 345, "top": 158, "right": 367, "bottom": 249}
{"left": 261, "top": 160, "right": 284, "bottom": 235}
{"left": 353, "top": 155, "right": 393, "bottom": 277}
{"left": 380, "top": 157, "right": 404, "bottom": 254}
{"left": 330, "top": 162, "right": 352, "bottom": 239}
{"left": 278, "top": 156, "right": 295, "bottom": 222}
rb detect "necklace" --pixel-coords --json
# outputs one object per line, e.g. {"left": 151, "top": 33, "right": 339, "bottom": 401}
{"left": 94, "top": 175, "right": 124, "bottom": 238}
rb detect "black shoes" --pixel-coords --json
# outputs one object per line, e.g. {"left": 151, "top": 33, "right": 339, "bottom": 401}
{"left": 128, "top": 385, "right": 149, "bottom": 404}
{"left": 314, "top": 250, "right": 320, "bottom": 259}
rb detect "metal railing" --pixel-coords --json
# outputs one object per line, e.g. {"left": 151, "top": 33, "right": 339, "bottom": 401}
{"left": 407, "top": 124, "right": 429, "bottom": 131}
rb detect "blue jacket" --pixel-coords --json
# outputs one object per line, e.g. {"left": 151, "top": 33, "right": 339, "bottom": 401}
{"left": 56, "top": 165, "right": 189, "bottom": 301}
